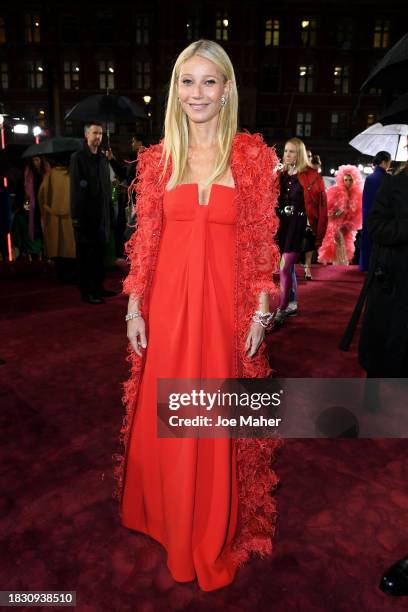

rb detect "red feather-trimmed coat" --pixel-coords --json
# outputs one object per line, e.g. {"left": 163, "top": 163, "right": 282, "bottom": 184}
{"left": 297, "top": 167, "right": 328, "bottom": 248}
{"left": 114, "top": 132, "right": 283, "bottom": 564}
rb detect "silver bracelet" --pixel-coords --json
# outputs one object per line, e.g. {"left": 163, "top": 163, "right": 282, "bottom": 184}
{"left": 252, "top": 310, "right": 274, "bottom": 329}
{"left": 125, "top": 311, "right": 142, "bottom": 322}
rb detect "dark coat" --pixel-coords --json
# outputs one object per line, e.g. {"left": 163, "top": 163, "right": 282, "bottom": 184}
{"left": 359, "top": 166, "right": 388, "bottom": 272}
{"left": 109, "top": 154, "right": 137, "bottom": 186}
{"left": 359, "top": 171, "right": 408, "bottom": 375}
{"left": 69, "top": 143, "right": 112, "bottom": 243}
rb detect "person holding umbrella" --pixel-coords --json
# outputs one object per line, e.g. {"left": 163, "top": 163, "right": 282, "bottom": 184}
{"left": 38, "top": 153, "right": 76, "bottom": 283}
{"left": 69, "top": 121, "right": 117, "bottom": 304}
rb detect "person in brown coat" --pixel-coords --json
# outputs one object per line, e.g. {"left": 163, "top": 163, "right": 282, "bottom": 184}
{"left": 38, "top": 159, "right": 76, "bottom": 282}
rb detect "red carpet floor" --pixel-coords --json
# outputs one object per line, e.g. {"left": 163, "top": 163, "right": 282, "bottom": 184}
{"left": 1, "top": 262, "right": 408, "bottom": 611}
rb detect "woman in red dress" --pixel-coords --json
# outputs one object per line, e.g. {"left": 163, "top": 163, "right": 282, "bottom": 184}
{"left": 113, "top": 39, "right": 281, "bottom": 591}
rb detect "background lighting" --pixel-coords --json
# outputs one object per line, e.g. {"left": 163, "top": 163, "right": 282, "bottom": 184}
{"left": 13, "top": 124, "right": 29, "bottom": 134}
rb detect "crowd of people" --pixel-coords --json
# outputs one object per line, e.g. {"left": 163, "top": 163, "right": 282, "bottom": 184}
{"left": 2, "top": 129, "right": 145, "bottom": 302}
{"left": 3, "top": 124, "right": 377, "bottom": 311}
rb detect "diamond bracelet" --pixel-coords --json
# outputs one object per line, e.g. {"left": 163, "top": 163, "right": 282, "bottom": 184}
{"left": 252, "top": 310, "right": 274, "bottom": 329}
{"left": 125, "top": 311, "right": 142, "bottom": 322}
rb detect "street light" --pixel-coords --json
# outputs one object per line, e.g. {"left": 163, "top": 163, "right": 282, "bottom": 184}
{"left": 143, "top": 95, "right": 151, "bottom": 105}
{"left": 33, "top": 125, "right": 42, "bottom": 144}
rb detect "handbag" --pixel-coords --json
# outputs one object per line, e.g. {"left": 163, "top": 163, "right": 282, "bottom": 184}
{"left": 300, "top": 225, "right": 316, "bottom": 252}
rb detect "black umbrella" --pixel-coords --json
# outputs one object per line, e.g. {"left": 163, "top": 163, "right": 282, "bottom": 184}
{"left": 380, "top": 92, "right": 408, "bottom": 125}
{"left": 22, "top": 137, "right": 83, "bottom": 158}
{"left": 361, "top": 32, "right": 408, "bottom": 91}
{"left": 64, "top": 94, "right": 146, "bottom": 147}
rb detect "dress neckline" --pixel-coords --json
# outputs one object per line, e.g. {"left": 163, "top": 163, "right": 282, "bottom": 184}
{"left": 169, "top": 182, "right": 235, "bottom": 206}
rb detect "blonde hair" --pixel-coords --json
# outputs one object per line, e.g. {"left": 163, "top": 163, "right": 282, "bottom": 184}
{"left": 284, "top": 137, "right": 309, "bottom": 174}
{"left": 163, "top": 39, "right": 238, "bottom": 189}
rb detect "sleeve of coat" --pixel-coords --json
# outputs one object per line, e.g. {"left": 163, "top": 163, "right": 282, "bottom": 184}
{"left": 247, "top": 146, "right": 281, "bottom": 297}
{"left": 367, "top": 176, "right": 408, "bottom": 246}
{"left": 69, "top": 153, "right": 85, "bottom": 224}
{"left": 315, "top": 175, "right": 328, "bottom": 247}
{"left": 38, "top": 174, "right": 49, "bottom": 218}
{"left": 109, "top": 157, "right": 128, "bottom": 182}
{"left": 122, "top": 146, "right": 163, "bottom": 301}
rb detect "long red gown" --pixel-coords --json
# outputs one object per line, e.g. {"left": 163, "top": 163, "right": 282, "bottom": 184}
{"left": 121, "top": 183, "right": 241, "bottom": 591}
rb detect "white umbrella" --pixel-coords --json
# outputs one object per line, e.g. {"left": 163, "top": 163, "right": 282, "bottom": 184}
{"left": 349, "top": 122, "right": 408, "bottom": 161}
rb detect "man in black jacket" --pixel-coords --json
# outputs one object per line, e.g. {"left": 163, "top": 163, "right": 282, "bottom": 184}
{"left": 359, "top": 165, "right": 408, "bottom": 377}
{"left": 70, "top": 122, "right": 116, "bottom": 304}
{"left": 357, "top": 162, "right": 408, "bottom": 597}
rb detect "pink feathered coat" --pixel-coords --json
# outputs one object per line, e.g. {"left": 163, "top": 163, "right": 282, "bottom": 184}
{"left": 319, "top": 165, "right": 363, "bottom": 264}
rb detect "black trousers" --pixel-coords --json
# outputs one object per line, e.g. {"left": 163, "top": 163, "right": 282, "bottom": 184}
{"left": 74, "top": 231, "right": 106, "bottom": 297}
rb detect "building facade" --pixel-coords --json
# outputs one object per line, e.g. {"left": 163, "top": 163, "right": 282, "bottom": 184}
{"left": 0, "top": 1, "right": 406, "bottom": 169}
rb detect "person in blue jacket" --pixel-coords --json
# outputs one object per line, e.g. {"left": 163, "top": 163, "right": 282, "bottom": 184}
{"left": 359, "top": 151, "right": 391, "bottom": 272}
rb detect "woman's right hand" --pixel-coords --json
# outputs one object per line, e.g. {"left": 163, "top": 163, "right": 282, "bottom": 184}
{"left": 127, "top": 316, "right": 147, "bottom": 357}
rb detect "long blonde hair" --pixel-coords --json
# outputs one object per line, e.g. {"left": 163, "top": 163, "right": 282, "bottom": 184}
{"left": 284, "top": 137, "right": 309, "bottom": 174}
{"left": 163, "top": 39, "right": 238, "bottom": 189}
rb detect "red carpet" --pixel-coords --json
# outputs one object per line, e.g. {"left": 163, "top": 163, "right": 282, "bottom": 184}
{"left": 1, "top": 262, "right": 407, "bottom": 611}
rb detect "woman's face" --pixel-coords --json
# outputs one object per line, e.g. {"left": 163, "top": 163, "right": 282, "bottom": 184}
{"left": 283, "top": 143, "right": 297, "bottom": 166}
{"left": 178, "top": 55, "right": 230, "bottom": 125}
{"left": 32, "top": 156, "right": 42, "bottom": 170}
{"left": 343, "top": 174, "right": 354, "bottom": 189}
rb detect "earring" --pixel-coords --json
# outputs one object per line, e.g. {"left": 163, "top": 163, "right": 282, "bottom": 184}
{"left": 221, "top": 96, "right": 226, "bottom": 106}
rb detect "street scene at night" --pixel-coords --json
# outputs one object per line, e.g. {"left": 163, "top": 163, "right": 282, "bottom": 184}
{"left": 1, "top": 2, "right": 408, "bottom": 610}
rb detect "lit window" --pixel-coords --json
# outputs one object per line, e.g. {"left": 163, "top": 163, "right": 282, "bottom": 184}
{"left": 373, "top": 19, "right": 390, "bottom": 49}
{"left": 301, "top": 18, "right": 316, "bottom": 46}
{"left": 99, "top": 60, "right": 115, "bottom": 90}
{"left": 215, "top": 12, "right": 229, "bottom": 41}
{"left": 296, "top": 111, "right": 312, "bottom": 137}
{"left": 63, "top": 60, "right": 80, "bottom": 90}
{"left": 333, "top": 65, "right": 350, "bottom": 94}
{"left": 298, "top": 65, "right": 313, "bottom": 93}
{"left": 135, "top": 61, "right": 151, "bottom": 90}
{"left": 26, "top": 60, "right": 44, "bottom": 88}
{"left": 186, "top": 16, "right": 200, "bottom": 41}
{"left": 367, "top": 113, "right": 376, "bottom": 126}
{"left": 265, "top": 18, "right": 280, "bottom": 47}
{"left": 25, "top": 14, "right": 41, "bottom": 43}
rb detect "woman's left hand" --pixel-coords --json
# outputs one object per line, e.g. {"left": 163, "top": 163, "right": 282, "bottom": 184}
{"left": 245, "top": 322, "right": 265, "bottom": 358}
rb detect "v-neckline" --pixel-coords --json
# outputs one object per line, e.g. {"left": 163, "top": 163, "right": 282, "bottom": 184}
{"left": 194, "top": 182, "right": 235, "bottom": 206}
{"left": 168, "top": 182, "right": 235, "bottom": 206}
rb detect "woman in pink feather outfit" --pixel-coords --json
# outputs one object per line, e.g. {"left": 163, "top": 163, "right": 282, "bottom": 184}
{"left": 318, "top": 165, "right": 363, "bottom": 265}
